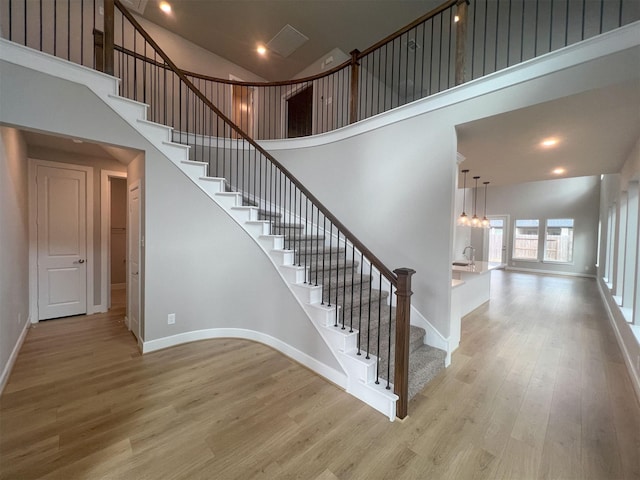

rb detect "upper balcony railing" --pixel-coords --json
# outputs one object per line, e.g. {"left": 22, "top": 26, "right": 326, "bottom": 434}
{"left": 2, "top": 0, "right": 636, "bottom": 141}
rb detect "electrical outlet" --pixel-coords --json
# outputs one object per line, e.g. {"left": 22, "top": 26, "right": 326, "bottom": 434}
{"left": 168, "top": 313, "right": 176, "bottom": 325}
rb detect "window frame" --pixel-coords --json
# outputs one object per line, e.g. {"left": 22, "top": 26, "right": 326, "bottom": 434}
{"left": 543, "top": 218, "right": 575, "bottom": 264}
{"left": 512, "top": 219, "right": 540, "bottom": 262}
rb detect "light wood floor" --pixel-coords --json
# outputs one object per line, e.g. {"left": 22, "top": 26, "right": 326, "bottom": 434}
{"left": 1, "top": 271, "right": 639, "bottom": 479}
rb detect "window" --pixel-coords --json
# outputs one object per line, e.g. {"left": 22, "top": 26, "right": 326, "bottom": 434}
{"left": 544, "top": 219, "right": 574, "bottom": 263}
{"left": 513, "top": 219, "right": 539, "bottom": 260}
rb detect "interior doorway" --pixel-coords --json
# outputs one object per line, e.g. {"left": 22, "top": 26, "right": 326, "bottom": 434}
{"left": 286, "top": 85, "right": 313, "bottom": 138}
{"left": 230, "top": 75, "right": 254, "bottom": 138}
{"left": 101, "top": 170, "right": 127, "bottom": 311}
{"left": 29, "top": 159, "right": 95, "bottom": 322}
{"left": 109, "top": 177, "right": 127, "bottom": 310}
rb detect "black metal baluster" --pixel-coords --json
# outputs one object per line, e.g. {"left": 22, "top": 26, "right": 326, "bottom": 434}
{"left": 53, "top": 0, "right": 57, "bottom": 54}
{"left": 548, "top": 0, "right": 554, "bottom": 53}
{"left": 386, "top": 283, "right": 392, "bottom": 389}
{"left": 314, "top": 206, "right": 319, "bottom": 286}
{"left": 564, "top": 0, "right": 569, "bottom": 46}
{"left": 495, "top": 0, "right": 500, "bottom": 72}
{"left": 357, "top": 251, "right": 364, "bottom": 355}
{"left": 599, "top": 0, "right": 604, "bottom": 34}
{"left": 375, "top": 273, "right": 382, "bottom": 384}
{"left": 328, "top": 223, "right": 333, "bottom": 309}
{"left": 482, "top": 0, "right": 488, "bottom": 75}
{"left": 349, "top": 243, "right": 355, "bottom": 333}
{"left": 507, "top": 0, "right": 512, "bottom": 66}
{"left": 430, "top": 17, "right": 435, "bottom": 92}
{"left": 341, "top": 233, "right": 347, "bottom": 330}
{"left": 335, "top": 230, "right": 340, "bottom": 327}
{"left": 520, "top": 0, "right": 525, "bottom": 62}
{"left": 321, "top": 215, "right": 326, "bottom": 301}
{"left": 67, "top": 0, "right": 70, "bottom": 60}
{"left": 534, "top": 0, "right": 539, "bottom": 57}
{"left": 308, "top": 196, "right": 311, "bottom": 283}
{"left": 366, "top": 261, "right": 372, "bottom": 359}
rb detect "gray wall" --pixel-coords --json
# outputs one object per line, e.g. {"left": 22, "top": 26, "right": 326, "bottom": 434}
{"left": 0, "top": 55, "right": 343, "bottom": 376}
{"left": 269, "top": 116, "right": 458, "bottom": 337}
{"left": 468, "top": 176, "right": 601, "bottom": 276}
{"left": 0, "top": 127, "right": 30, "bottom": 387}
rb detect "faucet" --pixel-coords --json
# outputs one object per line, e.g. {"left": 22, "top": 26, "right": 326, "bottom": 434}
{"left": 462, "top": 246, "right": 476, "bottom": 265}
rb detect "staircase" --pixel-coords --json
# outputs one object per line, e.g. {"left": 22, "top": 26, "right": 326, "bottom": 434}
{"left": 231, "top": 180, "right": 447, "bottom": 401}
{"left": 1, "top": 35, "right": 447, "bottom": 421}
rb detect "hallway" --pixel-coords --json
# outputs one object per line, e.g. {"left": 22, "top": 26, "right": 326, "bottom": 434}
{"left": 1, "top": 271, "right": 638, "bottom": 479}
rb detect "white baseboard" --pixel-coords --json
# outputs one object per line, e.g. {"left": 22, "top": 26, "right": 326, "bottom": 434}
{"left": 142, "top": 328, "right": 348, "bottom": 389}
{"left": 597, "top": 278, "right": 640, "bottom": 405}
{"left": 410, "top": 306, "right": 452, "bottom": 366}
{"left": 506, "top": 266, "right": 596, "bottom": 278}
{"left": 0, "top": 320, "right": 30, "bottom": 394}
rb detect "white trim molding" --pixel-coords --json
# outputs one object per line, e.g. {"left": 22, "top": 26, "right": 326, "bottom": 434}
{"left": 505, "top": 266, "right": 596, "bottom": 278}
{"left": 142, "top": 328, "right": 349, "bottom": 389}
{"left": 0, "top": 319, "right": 30, "bottom": 394}
{"left": 597, "top": 278, "right": 640, "bottom": 404}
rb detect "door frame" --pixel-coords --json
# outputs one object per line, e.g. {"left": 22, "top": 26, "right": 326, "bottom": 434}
{"left": 100, "top": 170, "right": 127, "bottom": 311}
{"left": 484, "top": 214, "right": 510, "bottom": 266}
{"left": 127, "top": 179, "right": 142, "bottom": 342}
{"left": 281, "top": 83, "right": 315, "bottom": 138}
{"left": 28, "top": 158, "right": 95, "bottom": 323}
{"left": 229, "top": 74, "right": 257, "bottom": 138}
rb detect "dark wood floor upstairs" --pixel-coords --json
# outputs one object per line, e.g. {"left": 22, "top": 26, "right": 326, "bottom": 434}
{"left": 1, "top": 271, "right": 639, "bottom": 479}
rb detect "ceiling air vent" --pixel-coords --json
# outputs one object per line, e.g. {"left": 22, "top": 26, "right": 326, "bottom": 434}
{"left": 267, "top": 24, "right": 309, "bottom": 58}
{"left": 119, "top": 0, "right": 148, "bottom": 14}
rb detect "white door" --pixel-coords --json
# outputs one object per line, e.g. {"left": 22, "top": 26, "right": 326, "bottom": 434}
{"left": 128, "top": 181, "right": 141, "bottom": 340}
{"left": 485, "top": 215, "right": 510, "bottom": 266}
{"left": 37, "top": 165, "right": 87, "bottom": 320}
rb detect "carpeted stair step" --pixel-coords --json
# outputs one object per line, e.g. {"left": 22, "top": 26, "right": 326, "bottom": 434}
{"left": 284, "top": 236, "right": 326, "bottom": 250}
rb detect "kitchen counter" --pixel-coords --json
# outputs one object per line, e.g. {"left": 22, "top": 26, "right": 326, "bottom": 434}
{"left": 451, "top": 261, "right": 500, "bottom": 320}
{"left": 451, "top": 261, "right": 501, "bottom": 276}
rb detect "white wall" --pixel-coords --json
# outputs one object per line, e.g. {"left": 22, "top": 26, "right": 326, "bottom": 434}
{"left": 468, "top": 176, "right": 601, "bottom": 276}
{"left": 0, "top": 127, "right": 30, "bottom": 391}
{"left": 267, "top": 116, "right": 458, "bottom": 337}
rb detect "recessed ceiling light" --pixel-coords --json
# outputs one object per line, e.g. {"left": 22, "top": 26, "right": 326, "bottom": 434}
{"left": 159, "top": 1, "right": 171, "bottom": 14}
{"left": 541, "top": 137, "right": 558, "bottom": 147}
{"left": 552, "top": 167, "right": 566, "bottom": 175}
{"left": 257, "top": 45, "right": 267, "bottom": 55}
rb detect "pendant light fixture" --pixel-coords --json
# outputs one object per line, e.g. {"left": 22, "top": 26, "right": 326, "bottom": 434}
{"left": 457, "top": 169, "right": 470, "bottom": 226}
{"left": 481, "top": 181, "right": 490, "bottom": 228}
{"left": 471, "top": 176, "right": 480, "bottom": 226}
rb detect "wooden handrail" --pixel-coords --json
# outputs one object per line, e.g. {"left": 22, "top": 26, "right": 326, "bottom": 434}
{"left": 113, "top": 0, "right": 399, "bottom": 287}
{"left": 120, "top": 0, "right": 457, "bottom": 90}
{"left": 357, "top": 0, "right": 458, "bottom": 58}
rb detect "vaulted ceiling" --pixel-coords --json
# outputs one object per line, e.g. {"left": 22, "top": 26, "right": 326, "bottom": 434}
{"left": 136, "top": 0, "right": 443, "bottom": 81}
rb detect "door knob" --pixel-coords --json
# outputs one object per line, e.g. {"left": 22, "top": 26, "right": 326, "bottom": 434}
{"left": 78, "top": 259, "right": 85, "bottom": 264}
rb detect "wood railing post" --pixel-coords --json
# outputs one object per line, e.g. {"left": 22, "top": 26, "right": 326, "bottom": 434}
{"left": 104, "top": 0, "right": 115, "bottom": 75}
{"left": 349, "top": 49, "right": 360, "bottom": 124}
{"left": 455, "top": 0, "right": 470, "bottom": 86}
{"left": 393, "top": 267, "right": 416, "bottom": 419}
{"left": 93, "top": 29, "right": 104, "bottom": 73}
